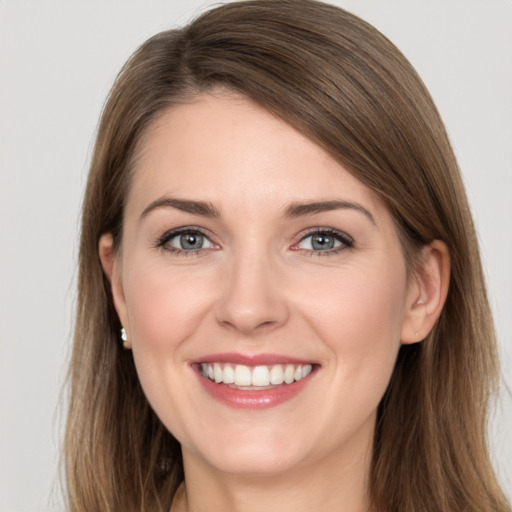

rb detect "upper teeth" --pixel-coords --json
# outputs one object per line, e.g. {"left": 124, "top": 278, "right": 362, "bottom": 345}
{"left": 201, "top": 363, "right": 313, "bottom": 387}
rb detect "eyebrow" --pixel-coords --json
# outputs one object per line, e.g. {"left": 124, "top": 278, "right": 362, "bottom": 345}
{"left": 140, "top": 196, "right": 375, "bottom": 225}
{"left": 284, "top": 200, "right": 376, "bottom": 224}
{"left": 140, "top": 197, "right": 220, "bottom": 221}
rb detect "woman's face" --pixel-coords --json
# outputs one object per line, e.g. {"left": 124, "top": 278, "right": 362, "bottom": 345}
{"left": 106, "top": 93, "right": 420, "bottom": 478}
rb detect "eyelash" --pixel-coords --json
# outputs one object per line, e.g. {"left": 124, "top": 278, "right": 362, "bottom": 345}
{"left": 292, "top": 228, "right": 354, "bottom": 257}
{"left": 155, "top": 227, "right": 216, "bottom": 257}
{"left": 154, "top": 227, "right": 354, "bottom": 257}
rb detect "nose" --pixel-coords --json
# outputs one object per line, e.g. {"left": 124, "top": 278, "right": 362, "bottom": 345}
{"left": 214, "top": 249, "right": 290, "bottom": 335}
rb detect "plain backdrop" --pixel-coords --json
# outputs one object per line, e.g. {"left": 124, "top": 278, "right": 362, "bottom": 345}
{"left": 1, "top": 1, "right": 511, "bottom": 510}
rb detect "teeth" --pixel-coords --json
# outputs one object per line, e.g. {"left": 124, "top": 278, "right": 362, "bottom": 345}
{"left": 201, "top": 362, "right": 313, "bottom": 387}
{"left": 270, "top": 365, "right": 285, "bottom": 385}
{"left": 302, "top": 364, "right": 312, "bottom": 378}
{"left": 223, "top": 364, "right": 235, "bottom": 384}
{"left": 284, "top": 364, "right": 295, "bottom": 384}
{"left": 234, "top": 365, "right": 252, "bottom": 386}
{"left": 251, "top": 366, "right": 270, "bottom": 386}
{"left": 213, "top": 363, "right": 223, "bottom": 383}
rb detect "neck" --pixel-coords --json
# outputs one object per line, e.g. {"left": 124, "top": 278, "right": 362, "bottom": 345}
{"left": 172, "top": 427, "right": 373, "bottom": 512}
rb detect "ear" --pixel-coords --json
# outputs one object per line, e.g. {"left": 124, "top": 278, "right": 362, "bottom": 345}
{"left": 401, "top": 240, "right": 450, "bottom": 344}
{"left": 99, "top": 233, "right": 130, "bottom": 347}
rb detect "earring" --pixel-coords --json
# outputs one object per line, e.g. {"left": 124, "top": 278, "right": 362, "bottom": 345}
{"left": 121, "top": 327, "right": 130, "bottom": 350}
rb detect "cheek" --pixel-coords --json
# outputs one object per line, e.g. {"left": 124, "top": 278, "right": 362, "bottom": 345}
{"left": 291, "top": 263, "right": 407, "bottom": 443}
{"left": 121, "top": 259, "right": 216, "bottom": 439}
{"left": 123, "top": 259, "right": 213, "bottom": 352}
{"left": 299, "top": 261, "right": 407, "bottom": 382}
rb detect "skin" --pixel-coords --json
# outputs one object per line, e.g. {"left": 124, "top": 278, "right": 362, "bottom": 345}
{"left": 100, "top": 92, "right": 449, "bottom": 512}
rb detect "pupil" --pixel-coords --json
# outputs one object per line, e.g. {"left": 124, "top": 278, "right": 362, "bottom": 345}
{"left": 181, "top": 233, "right": 203, "bottom": 249}
{"left": 312, "top": 234, "right": 334, "bottom": 250}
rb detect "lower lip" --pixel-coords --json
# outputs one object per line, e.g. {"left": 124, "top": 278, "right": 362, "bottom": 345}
{"left": 195, "top": 367, "right": 316, "bottom": 410}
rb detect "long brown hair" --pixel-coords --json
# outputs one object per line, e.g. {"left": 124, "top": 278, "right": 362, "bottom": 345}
{"left": 65, "top": 1, "right": 510, "bottom": 510}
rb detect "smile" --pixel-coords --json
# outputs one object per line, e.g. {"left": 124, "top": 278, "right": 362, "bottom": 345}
{"left": 200, "top": 362, "right": 313, "bottom": 388}
{"left": 194, "top": 355, "right": 318, "bottom": 410}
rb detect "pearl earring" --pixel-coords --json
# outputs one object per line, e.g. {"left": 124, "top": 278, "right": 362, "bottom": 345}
{"left": 121, "top": 327, "right": 130, "bottom": 349}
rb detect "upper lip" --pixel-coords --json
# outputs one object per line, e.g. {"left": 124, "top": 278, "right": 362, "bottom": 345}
{"left": 191, "top": 352, "right": 317, "bottom": 366}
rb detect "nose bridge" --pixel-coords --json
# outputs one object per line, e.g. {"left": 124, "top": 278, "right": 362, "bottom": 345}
{"left": 215, "top": 241, "right": 289, "bottom": 334}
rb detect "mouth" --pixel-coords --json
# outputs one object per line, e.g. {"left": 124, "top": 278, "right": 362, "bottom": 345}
{"left": 192, "top": 354, "right": 318, "bottom": 409}
{"left": 199, "top": 362, "right": 313, "bottom": 389}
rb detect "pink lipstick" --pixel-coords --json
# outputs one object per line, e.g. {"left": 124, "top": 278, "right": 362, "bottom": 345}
{"left": 192, "top": 353, "right": 318, "bottom": 410}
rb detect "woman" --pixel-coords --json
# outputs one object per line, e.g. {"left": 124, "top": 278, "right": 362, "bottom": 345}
{"left": 65, "top": 0, "right": 511, "bottom": 510}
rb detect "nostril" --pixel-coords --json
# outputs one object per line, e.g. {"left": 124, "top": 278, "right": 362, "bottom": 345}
{"left": 220, "top": 317, "right": 282, "bottom": 336}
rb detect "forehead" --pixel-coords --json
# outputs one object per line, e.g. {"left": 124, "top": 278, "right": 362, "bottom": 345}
{"left": 127, "top": 93, "right": 385, "bottom": 220}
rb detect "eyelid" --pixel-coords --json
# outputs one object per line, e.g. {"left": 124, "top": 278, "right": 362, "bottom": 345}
{"left": 291, "top": 227, "right": 354, "bottom": 254}
{"left": 153, "top": 226, "right": 353, "bottom": 257}
{"left": 155, "top": 226, "right": 220, "bottom": 255}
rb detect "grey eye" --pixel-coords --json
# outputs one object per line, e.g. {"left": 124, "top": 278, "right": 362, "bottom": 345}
{"left": 298, "top": 232, "right": 342, "bottom": 251}
{"left": 180, "top": 233, "right": 204, "bottom": 250}
{"left": 311, "top": 233, "right": 336, "bottom": 250}
{"left": 168, "top": 231, "right": 214, "bottom": 250}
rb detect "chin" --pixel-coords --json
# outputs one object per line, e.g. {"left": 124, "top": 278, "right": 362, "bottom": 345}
{"left": 202, "top": 447, "right": 305, "bottom": 477}
{"left": 185, "top": 427, "right": 312, "bottom": 477}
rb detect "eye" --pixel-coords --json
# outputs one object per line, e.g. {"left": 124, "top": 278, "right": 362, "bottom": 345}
{"left": 293, "top": 229, "right": 353, "bottom": 254}
{"left": 170, "top": 231, "right": 213, "bottom": 250}
{"left": 157, "top": 228, "right": 217, "bottom": 254}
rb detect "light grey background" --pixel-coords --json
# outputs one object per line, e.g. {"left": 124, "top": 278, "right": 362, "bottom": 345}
{"left": 1, "top": 1, "right": 511, "bottom": 510}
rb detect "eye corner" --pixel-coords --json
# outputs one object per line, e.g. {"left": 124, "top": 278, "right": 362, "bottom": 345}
{"left": 154, "top": 226, "right": 220, "bottom": 256}
{"left": 291, "top": 227, "right": 354, "bottom": 256}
